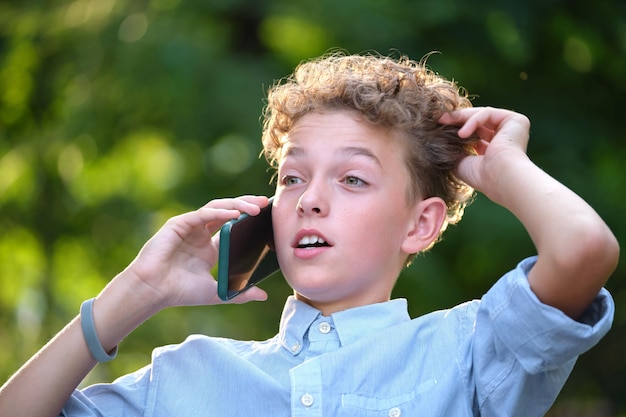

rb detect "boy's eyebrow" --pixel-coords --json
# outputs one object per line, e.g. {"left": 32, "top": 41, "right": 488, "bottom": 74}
{"left": 340, "top": 146, "right": 383, "bottom": 167}
{"left": 283, "top": 145, "right": 382, "bottom": 167}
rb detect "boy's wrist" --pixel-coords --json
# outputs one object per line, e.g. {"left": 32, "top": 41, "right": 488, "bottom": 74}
{"left": 80, "top": 298, "right": 119, "bottom": 362}
{"left": 115, "top": 266, "right": 171, "bottom": 312}
{"left": 88, "top": 269, "right": 166, "bottom": 351}
{"left": 474, "top": 151, "right": 536, "bottom": 207}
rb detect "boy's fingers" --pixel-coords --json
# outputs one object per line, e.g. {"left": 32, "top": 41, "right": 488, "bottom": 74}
{"left": 441, "top": 108, "right": 530, "bottom": 146}
{"left": 209, "top": 286, "right": 268, "bottom": 306}
{"left": 455, "top": 154, "right": 481, "bottom": 189}
{"left": 227, "top": 287, "right": 269, "bottom": 304}
{"left": 168, "top": 196, "right": 270, "bottom": 234}
{"left": 172, "top": 208, "right": 240, "bottom": 232}
{"left": 202, "top": 195, "right": 270, "bottom": 214}
{"left": 439, "top": 108, "right": 487, "bottom": 138}
{"left": 438, "top": 108, "right": 471, "bottom": 123}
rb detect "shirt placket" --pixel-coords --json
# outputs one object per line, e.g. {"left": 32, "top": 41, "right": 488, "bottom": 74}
{"left": 289, "top": 318, "right": 338, "bottom": 416}
{"left": 290, "top": 360, "right": 322, "bottom": 417}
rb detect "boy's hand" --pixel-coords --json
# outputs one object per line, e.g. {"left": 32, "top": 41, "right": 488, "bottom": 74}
{"left": 440, "top": 107, "right": 618, "bottom": 319}
{"left": 124, "top": 195, "right": 270, "bottom": 311}
{"left": 439, "top": 107, "right": 531, "bottom": 206}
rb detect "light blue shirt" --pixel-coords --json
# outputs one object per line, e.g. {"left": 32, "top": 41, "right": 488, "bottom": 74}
{"left": 62, "top": 257, "right": 614, "bottom": 417}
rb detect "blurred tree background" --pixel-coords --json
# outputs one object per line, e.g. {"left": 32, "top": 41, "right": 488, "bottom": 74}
{"left": 1, "top": 0, "right": 624, "bottom": 414}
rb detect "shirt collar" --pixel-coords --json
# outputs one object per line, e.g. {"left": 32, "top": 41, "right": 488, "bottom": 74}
{"left": 277, "top": 296, "right": 411, "bottom": 355}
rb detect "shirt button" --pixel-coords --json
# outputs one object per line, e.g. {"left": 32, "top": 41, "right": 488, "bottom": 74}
{"left": 301, "top": 393, "right": 314, "bottom": 407}
{"left": 318, "top": 322, "right": 331, "bottom": 334}
{"left": 388, "top": 407, "right": 401, "bottom": 417}
{"left": 291, "top": 343, "right": 301, "bottom": 353}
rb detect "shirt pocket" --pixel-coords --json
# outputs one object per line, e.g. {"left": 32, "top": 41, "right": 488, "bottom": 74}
{"left": 341, "top": 379, "right": 437, "bottom": 417}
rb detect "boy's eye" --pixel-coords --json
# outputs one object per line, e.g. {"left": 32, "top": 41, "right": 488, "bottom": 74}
{"left": 343, "top": 176, "right": 366, "bottom": 187}
{"left": 281, "top": 175, "right": 302, "bottom": 186}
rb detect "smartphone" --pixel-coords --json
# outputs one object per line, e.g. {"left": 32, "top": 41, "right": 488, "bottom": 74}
{"left": 217, "top": 197, "right": 280, "bottom": 301}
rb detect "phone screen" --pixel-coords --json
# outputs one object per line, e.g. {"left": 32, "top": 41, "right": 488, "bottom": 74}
{"left": 217, "top": 198, "right": 280, "bottom": 301}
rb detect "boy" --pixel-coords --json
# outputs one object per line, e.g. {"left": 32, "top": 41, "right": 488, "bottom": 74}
{"left": 0, "top": 53, "right": 618, "bottom": 417}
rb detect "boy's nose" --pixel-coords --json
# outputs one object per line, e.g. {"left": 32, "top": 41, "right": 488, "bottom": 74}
{"left": 298, "top": 205, "right": 321, "bottom": 214}
{"left": 297, "top": 187, "right": 328, "bottom": 216}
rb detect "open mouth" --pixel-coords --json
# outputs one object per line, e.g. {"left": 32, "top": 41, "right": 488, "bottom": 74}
{"left": 296, "top": 235, "right": 331, "bottom": 249}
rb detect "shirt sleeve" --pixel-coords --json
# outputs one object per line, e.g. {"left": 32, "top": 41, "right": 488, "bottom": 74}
{"left": 470, "top": 256, "right": 615, "bottom": 417}
{"left": 483, "top": 256, "right": 614, "bottom": 374}
{"left": 60, "top": 364, "right": 152, "bottom": 416}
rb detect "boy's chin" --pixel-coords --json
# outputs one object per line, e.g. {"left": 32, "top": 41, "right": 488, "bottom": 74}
{"left": 284, "top": 267, "right": 336, "bottom": 288}
{"left": 289, "top": 283, "right": 337, "bottom": 301}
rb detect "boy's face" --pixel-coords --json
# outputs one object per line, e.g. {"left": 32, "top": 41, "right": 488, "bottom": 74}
{"left": 271, "top": 110, "right": 422, "bottom": 315}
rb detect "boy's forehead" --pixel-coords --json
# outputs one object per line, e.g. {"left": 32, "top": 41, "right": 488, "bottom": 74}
{"left": 280, "top": 110, "right": 404, "bottom": 150}
{"left": 280, "top": 141, "right": 383, "bottom": 167}
{"left": 276, "top": 114, "right": 409, "bottom": 173}
{"left": 280, "top": 111, "right": 391, "bottom": 147}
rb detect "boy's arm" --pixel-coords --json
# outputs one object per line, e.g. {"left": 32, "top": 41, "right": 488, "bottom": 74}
{"left": 440, "top": 108, "right": 619, "bottom": 319}
{"left": 0, "top": 196, "right": 269, "bottom": 417}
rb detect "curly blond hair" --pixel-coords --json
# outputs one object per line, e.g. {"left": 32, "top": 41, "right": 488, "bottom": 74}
{"left": 262, "top": 53, "right": 477, "bottom": 251}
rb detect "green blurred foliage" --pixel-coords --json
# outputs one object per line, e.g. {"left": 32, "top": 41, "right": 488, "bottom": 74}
{"left": 1, "top": 0, "right": 625, "bottom": 414}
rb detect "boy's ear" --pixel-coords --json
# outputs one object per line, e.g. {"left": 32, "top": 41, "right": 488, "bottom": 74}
{"left": 401, "top": 197, "right": 448, "bottom": 254}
